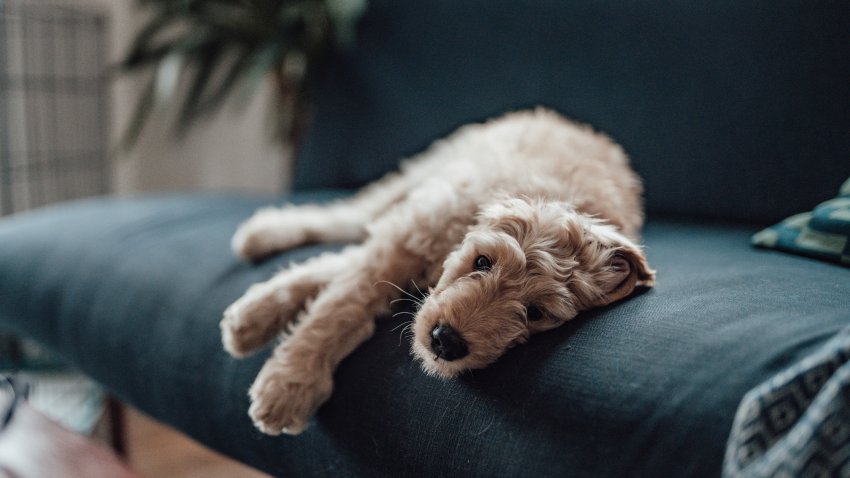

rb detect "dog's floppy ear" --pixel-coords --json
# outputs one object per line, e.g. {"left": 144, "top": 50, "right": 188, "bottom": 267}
{"left": 597, "top": 244, "right": 655, "bottom": 305}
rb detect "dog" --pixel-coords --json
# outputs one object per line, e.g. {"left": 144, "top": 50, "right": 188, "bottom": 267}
{"left": 221, "top": 108, "right": 655, "bottom": 435}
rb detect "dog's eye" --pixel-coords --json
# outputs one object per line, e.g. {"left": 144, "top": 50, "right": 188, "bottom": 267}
{"left": 474, "top": 255, "right": 492, "bottom": 271}
{"left": 526, "top": 305, "right": 544, "bottom": 321}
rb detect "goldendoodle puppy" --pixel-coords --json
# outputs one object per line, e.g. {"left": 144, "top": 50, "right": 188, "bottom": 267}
{"left": 221, "top": 108, "right": 655, "bottom": 435}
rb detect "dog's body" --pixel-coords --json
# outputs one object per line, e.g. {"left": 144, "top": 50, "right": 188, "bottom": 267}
{"left": 221, "top": 108, "right": 655, "bottom": 435}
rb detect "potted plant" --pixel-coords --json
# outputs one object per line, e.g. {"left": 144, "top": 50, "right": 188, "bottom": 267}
{"left": 120, "top": 0, "right": 367, "bottom": 150}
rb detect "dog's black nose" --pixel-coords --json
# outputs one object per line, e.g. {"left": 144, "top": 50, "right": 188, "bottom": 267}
{"left": 430, "top": 324, "right": 469, "bottom": 361}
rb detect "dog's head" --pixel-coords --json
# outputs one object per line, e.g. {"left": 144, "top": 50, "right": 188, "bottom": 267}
{"left": 411, "top": 197, "right": 655, "bottom": 378}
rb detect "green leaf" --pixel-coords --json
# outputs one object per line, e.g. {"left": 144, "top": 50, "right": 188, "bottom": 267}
{"left": 176, "top": 41, "right": 227, "bottom": 134}
{"left": 120, "top": 0, "right": 338, "bottom": 149}
{"left": 121, "top": 15, "right": 182, "bottom": 69}
{"left": 120, "top": 74, "right": 158, "bottom": 151}
{"left": 195, "top": 47, "right": 254, "bottom": 116}
{"left": 235, "top": 42, "right": 287, "bottom": 105}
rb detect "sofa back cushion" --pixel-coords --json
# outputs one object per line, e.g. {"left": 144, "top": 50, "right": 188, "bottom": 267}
{"left": 294, "top": 1, "right": 850, "bottom": 223}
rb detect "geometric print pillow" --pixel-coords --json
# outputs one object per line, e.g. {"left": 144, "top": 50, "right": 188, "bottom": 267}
{"left": 752, "top": 177, "right": 850, "bottom": 267}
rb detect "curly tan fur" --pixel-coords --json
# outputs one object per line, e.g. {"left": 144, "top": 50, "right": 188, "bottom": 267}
{"left": 221, "top": 108, "right": 655, "bottom": 435}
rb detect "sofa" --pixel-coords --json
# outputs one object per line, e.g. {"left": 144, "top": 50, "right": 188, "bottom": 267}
{"left": 2, "top": 2, "right": 849, "bottom": 476}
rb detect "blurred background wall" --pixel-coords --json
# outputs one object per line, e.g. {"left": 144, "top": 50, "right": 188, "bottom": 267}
{"left": 65, "top": 0, "right": 289, "bottom": 196}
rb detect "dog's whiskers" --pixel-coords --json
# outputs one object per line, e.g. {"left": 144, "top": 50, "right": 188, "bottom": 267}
{"left": 375, "top": 280, "right": 421, "bottom": 301}
{"left": 402, "top": 323, "right": 416, "bottom": 346}
{"left": 391, "top": 311, "right": 416, "bottom": 321}
{"left": 391, "top": 297, "right": 423, "bottom": 307}
{"left": 389, "top": 320, "right": 415, "bottom": 347}
{"left": 410, "top": 280, "right": 427, "bottom": 299}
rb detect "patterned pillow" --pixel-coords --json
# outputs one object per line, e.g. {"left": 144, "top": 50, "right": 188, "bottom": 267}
{"left": 752, "top": 177, "right": 850, "bottom": 267}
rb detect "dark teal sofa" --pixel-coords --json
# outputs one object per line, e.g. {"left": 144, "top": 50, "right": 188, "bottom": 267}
{"left": 2, "top": 2, "right": 850, "bottom": 476}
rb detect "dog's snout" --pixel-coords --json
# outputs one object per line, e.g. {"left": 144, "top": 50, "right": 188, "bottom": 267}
{"left": 430, "top": 324, "right": 469, "bottom": 361}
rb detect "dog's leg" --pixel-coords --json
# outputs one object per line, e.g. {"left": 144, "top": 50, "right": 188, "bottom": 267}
{"left": 231, "top": 203, "right": 366, "bottom": 261}
{"left": 246, "top": 244, "right": 420, "bottom": 435}
{"left": 221, "top": 248, "right": 361, "bottom": 357}
{"left": 232, "top": 169, "right": 421, "bottom": 261}
{"left": 245, "top": 181, "right": 472, "bottom": 435}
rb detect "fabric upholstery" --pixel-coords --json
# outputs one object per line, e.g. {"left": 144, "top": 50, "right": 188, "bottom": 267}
{"left": 295, "top": 0, "right": 850, "bottom": 224}
{"left": 1, "top": 195, "right": 849, "bottom": 477}
{"left": 753, "top": 177, "right": 850, "bottom": 266}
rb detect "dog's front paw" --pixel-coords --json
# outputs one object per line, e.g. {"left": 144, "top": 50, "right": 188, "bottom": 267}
{"left": 221, "top": 302, "right": 270, "bottom": 358}
{"left": 231, "top": 208, "right": 308, "bottom": 261}
{"left": 248, "top": 361, "right": 333, "bottom": 435}
{"left": 221, "top": 281, "right": 288, "bottom": 357}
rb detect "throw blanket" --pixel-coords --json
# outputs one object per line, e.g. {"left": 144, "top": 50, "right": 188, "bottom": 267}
{"left": 724, "top": 327, "right": 850, "bottom": 477}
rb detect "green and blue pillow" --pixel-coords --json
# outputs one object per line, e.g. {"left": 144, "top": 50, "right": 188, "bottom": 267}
{"left": 752, "top": 177, "right": 850, "bottom": 267}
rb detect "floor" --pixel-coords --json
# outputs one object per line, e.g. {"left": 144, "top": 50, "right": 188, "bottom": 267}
{"left": 125, "top": 407, "right": 270, "bottom": 478}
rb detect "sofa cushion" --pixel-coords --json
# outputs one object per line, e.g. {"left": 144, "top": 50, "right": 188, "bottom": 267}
{"left": 1, "top": 195, "right": 849, "bottom": 477}
{"left": 296, "top": 0, "right": 850, "bottom": 224}
{"left": 753, "top": 177, "right": 850, "bottom": 266}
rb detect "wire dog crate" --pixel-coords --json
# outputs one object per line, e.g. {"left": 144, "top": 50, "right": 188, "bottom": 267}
{"left": 0, "top": 1, "right": 112, "bottom": 438}
{"left": 0, "top": 1, "right": 110, "bottom": 216}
